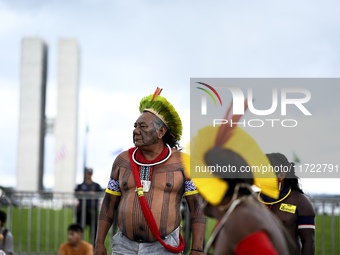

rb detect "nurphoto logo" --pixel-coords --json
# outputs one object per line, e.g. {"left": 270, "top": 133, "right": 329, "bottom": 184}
{"left": 197, "top": 83, "right": 312, "bottom": 128}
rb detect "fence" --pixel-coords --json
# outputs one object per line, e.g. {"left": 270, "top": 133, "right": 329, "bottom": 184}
{"left": 0, "top": 189, "right": 339, "bottom": 255}
{"left": 311, "top": 196, "right": 340, "bottom": 255}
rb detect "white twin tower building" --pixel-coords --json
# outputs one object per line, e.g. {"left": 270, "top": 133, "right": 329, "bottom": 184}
{"left": 17, "top": 38, "right": 79, "bottom": 193}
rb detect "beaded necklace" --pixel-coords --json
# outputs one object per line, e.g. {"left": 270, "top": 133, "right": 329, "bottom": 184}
{"left": 132, "top": 144, "right": 171, "bottom": 192}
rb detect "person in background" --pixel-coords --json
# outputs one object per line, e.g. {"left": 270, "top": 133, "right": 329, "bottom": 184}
{"left": 258, "top": 153, "right": 315, "bottom": 255}
{"left": 75, "top": 167, "right": 102, "bottom": 245}
{"left": 59, "top": 223, "right": 93, "bottom": 255}
{"left": 0, "top": 210, "right": 13, "bottom": 255}
{"left": 182, "top": 123, "right": 299, "bottom": 255}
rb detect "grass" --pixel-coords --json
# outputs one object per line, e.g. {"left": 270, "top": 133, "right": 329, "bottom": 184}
{"left": 2, "top": 207, "right": 113, "bottom": 254}
{"left": 1, "top": 207, "right": 339, "bottom": 255}
{"left": 182, "top": 215, "right": 339, "bottom": 255}
{"left": 315, "top": 214, "right": 340, "bottom": 255}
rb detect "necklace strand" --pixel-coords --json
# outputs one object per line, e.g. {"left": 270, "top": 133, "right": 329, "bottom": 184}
{"left": 258, "top": 187, "right": 291, "bottom": 205}
{"left": 132, "top": 144, "right": 172, "bottom": 167}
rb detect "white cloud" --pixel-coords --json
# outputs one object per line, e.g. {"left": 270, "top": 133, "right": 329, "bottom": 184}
{"left": 1, "top": 0, "right": 340, "bottom": 194}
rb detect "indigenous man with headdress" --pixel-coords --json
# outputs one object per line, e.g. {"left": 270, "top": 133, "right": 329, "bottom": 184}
{"left": 258, "top": 153, "right": 315, "bottom": 255}
{"left": 182, "top": 104, "right": 300, "bottom": 255}
{"left": 95, "top": 88, "right": 206, "bottom": 255}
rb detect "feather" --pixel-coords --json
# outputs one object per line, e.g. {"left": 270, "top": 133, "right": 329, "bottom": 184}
{"left": 215, "top": 99, "right": 248, "bottom": 147}
{"left": 151, "top": 87, "right": 163, "bottom": 102}
{"left": 181, "top": 108, "right": 279, "bottom": 205}
{"left": 140, "top": 90, "right": 182, "bottom": 141}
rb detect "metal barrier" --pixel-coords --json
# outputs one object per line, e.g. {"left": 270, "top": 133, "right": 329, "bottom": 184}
{"left": 0, "top": 190, "right": 114, "bottom": 255}
{"left": 0, "top": 189, "right": 339, "bottom": 255}
{"left": 311, "top": 197, "right": 340, "bottom": 255}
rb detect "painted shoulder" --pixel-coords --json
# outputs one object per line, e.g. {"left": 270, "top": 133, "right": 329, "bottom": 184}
{"left": 110, "top": 150, "right": 131, "bottom": 179}
{"left": 117, "top": 150, "right": 130, "bottom": 161}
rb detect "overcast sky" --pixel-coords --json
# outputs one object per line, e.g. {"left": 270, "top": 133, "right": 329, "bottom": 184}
{"left": 0, "top": 0, "right": 339, "bottom": 194}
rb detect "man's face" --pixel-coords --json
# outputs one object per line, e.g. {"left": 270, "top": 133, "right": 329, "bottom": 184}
{"left": 85, "top": 172, "right": 92, "bottom": 180}
{"left": 68, "top": 230, "right": 82, "bottom": 246}
{"left": 133, "top": 112, "right": 159, "bottom": 148}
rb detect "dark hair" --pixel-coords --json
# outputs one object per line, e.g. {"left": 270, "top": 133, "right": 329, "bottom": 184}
{"left": 266, "top": 153, "right": 304, "bottom": 194}
{"left": 68, "top": 223, "right": 83, "bottom": 233}
{"left": 151, "top": 113, "right": 180, "bottom": 149}
{"left": 205, "top": 147, "right": 254, "bottom": 197}
{"left": 163, "top": 130, "right": 180, "bottom": 149}
{"left": 0, "top": 210, "right": 6, "bottom": 223}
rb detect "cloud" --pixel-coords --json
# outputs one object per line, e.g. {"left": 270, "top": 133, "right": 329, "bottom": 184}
{"left": 1, "top": 0, "right": 340, "bottom": 193}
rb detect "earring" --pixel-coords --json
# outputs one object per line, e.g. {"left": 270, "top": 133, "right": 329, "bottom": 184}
{"left": 278, "top": 182, "right": 281, "bottom": 191}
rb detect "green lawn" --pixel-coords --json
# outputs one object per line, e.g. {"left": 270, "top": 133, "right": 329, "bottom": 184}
{"left": 2, "top": 207, "right": 113, "bottom": 254}
{"left": 315, "top": 214, "right": 340, "bottom": 255}
{"left": 184, "top": 215, "right": 339, "bottom": 255}
{"left": 1, "top": 207, "right": 339, "bottom": 255}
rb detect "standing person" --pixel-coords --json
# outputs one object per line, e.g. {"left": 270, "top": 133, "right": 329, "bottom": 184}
{"left": 75, "top": 167, "right": 102, "bottom": 245}
{"left": 0, "top": 210, "right": 13, "bottom": 255}
{"left": 181, "top": 102, "right": 299, "bottom": 255}
{"left": 59, "top": 223, "right": 93, "bottom": 255}
{"left": 95, "top": 88, "right": 206, "bottom": 255}
{"left": 258, "top": 153, "right": 315, "bottom": 255}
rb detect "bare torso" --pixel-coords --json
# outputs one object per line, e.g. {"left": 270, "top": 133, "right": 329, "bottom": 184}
{"left": 114, "top": 150, "right": 185, "bottom": 242}
{"left": 264, "top": 190, "right": 312, "bottom": 249}
{"left": 214, "top": 197, "right": 292, "bottom": 255}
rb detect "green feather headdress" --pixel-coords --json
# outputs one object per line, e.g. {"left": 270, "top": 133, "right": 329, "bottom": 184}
{"left": 139, "top": 87, "right": 182, "bottom": 141}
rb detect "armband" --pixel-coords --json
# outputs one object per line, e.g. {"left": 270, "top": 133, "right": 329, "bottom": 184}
{"left": 298, "top": 216, "right": 315, "bottom": 229}
{"left": 184, "top": 179, "right": 199, "bottom": 196}
{"left": 105, "top": 178, "right": 122, "bottom": 196}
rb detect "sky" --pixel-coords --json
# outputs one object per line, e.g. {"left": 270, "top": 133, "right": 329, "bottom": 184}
{"left": 0, "top": 0, "right": 339, "bottom": 194}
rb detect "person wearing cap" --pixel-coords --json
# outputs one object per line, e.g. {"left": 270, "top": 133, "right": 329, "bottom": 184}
{"left": 95, "top": 88, "right": 206, "bottom": 255}
{"left": 75, "top": 167, "right": 102, "bottom": 245}
{"left": 182, "top": 104, "right": 300, "bottom": 255}
{"left": 258, "top": 153, "right": 315, "bottom": 255}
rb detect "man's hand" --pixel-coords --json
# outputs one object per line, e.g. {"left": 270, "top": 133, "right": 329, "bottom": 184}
{"left": 94, "top": 243, "right": 107, "bottom": 255}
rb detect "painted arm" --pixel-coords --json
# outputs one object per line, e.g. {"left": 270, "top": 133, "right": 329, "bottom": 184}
{"left": 94, "top": 156, "right": 122, "bottom": 255}
{"left": 95, "top": 193, "right": 121, "bottom": 255}
{"left": 185, "top": 181, "right": 206, "bottom": 255}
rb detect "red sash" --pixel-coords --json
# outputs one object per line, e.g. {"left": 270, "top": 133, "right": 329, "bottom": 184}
{"left": 128, "top": 147, "right": 185, "bottom": 253}
{"left": 235, "top": 231, "right": 278, "bottom": 255}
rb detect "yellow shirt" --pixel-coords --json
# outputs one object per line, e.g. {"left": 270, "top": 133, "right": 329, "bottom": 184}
{"left": 58, "top": 241, "right": 93, "bottom": 255}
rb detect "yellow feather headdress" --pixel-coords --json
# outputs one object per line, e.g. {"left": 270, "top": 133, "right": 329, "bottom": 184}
{"left": 139, "top": 87, "right": 182, "bottom": 141}
{"left": 182, "top": 101, "right": 279, "bottom": 205}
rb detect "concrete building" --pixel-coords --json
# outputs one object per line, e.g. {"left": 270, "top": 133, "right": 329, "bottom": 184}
{"left": 17, "top": 38, "right": 79, "bottom": 193}
{"left": 17, "top": 38, "right": 48, "bottom": 191}
{"left": 54, "top": 39, "right": 80, "bottom": 192}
